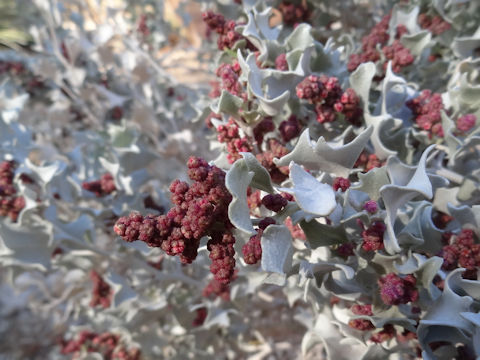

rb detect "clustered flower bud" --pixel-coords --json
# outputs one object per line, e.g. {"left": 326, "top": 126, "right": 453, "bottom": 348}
{"left": 60, "top": 331, "right": 140, "bottom": 360}
{"left": 217, "top": 118, "right": 253, "bottom": 163}
{"left": 333, "top": 177, "right": 351, "bottom": 192}
{"left": 89, "top": 270, "right": 112, "bottom": 309}
{"left": 253, "top": 118, "right": 275, "bottom": 144}
{"left": 261, "top": 193, "right": 288, "bottom": 212}
{"left": 242, "top": 217, "right": 276, "bottom": 265}
{"left": 275, "top": 53, "right": 288, "bottom": 71}
{"left": 370, "top": 324, "right": 396, "bottom": 343}
{"left": 279, "top": 115, "right": 301, "bottom": 142}
{"left": 285, "top": 217, "right": 306, "bottom": 240}
{"left": 354, "top": 150, "right": 384, "bottom": 172}
{"left": 456, "top": 114, "right": 477, "bottom": 133}
{"left": 439, "top": 229, "right": 480, "bottom": 280}
{"left": 137, "top": 14, "right": 150, "bottom": 37}
{"left": 216, "top": 62, "right": 244, "bottom": 98}
{"left": 418, "top": 13, "right": 451, "bottom": 35}
{"left": 378, "top": 273, "right": 419, "bottom": 306}
{"left": 406, "top": 90, "right": 445, "bottom": 138}
{"left": 202, "top": 11, "right": 253, "bottom": 50}
{"left": 348, "top": 304, "right": 375, "bottom": 331}
{"left": 360, "top": 220, "right": 386, "bottom": 252}
{"left": 203, "top": 278, "right": 232, "bottom": 301}
{"left": 296, "top": 75, "right": 363, "bottom": 125}
{"left": 82, "top": 173, "right": 116, "bottom": 197}
{"left": 364, "top": 200, "right": 378, "bottom": 214}
{"left": 114, "top": 157, "right": 237, "bottom": 284}
{"left": 277, "top": 1, "right": 310, "bottom": 27}
{"left": 347, "top": 14, "right": 414, "bottom": 75}
{"left": 0, "top": 160, "right": 26, "bottom": 222}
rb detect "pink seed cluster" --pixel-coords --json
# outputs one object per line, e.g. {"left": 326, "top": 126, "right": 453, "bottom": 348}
{"left": 216, "top": 62, "right": 244, "bottom": 99}
{"left": 261, "top": 194, "right": 288, "bottom": 212}
{"left": 89, "top": 270, "right": 112, "bottom": 309}
{"left": 348, "top": 304, "right": 375, "bottom": 331}
{"left": 217, "top": 118, "right": 253, "bottom": 163}
{"left": 202, "top": 11, "right": 253, "bottom": 51}
{"left": 0, "top": 160, "right": 26, "bottom": 222}
{"left": 275, "top": 53, "right": 288, "bottom": 71}
{"left": 439, "top": 229, "right": 480, "bottom": 280}
{"left": 60, "top": 331, "right": 141, "bottom": 360}
{"left": 278, "top": 1, "right": 310, "bottom": 27}
{"left": 333, "top": 177, "right": 351, "bottom": 192}
{"left": 242, "top": 217, "right": 276, "bottom": 265}
{"left": 347, "top": 14, "right": 414, "bottom": 75}
{"left": 406, "top": 90, "right": 445, "bottom": 138}
{"left": 296, "top": 75, "right": 363, "bottom": 126}
{"left": 360, "top": 221, "right": 386, "bottom": 252}
{"left": 203, "top": 278, "right": 232, "bottom": 301}
{"left": 456, "top": 114, "right": 477, "bottom": 133}
{"left": 364, "top": 200, "right": 378, "bottom": 214}
{"left": 354, "top": 151, "right": 384, "bottom": 172}
{"left": 382, "top": 40, "right": 415, "bottom": 73}
{"left": 82, "top": 173, "right": 116, "bottom": 197}
{"left": 418, "top": 13, "right": 451, "bottom": 35}
{"left": 378, "top": 273, "right": 419, "bottom": 306}
{"left": 114, "top": 157, "right": 236, "bottom": 284}
{"left": 279, "top": 115, "right": 301, "bottom": 142}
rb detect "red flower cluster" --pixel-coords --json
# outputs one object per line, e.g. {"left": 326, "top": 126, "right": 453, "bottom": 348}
{"left": 370, "top": 324, "right": 396, "bottom": 343}
{"left": 382, "top": 40, "right": 415, "bottom": 73}
{"left": 359, "top": 220, "right": 386, "bottom": 252}
{"left": 242, "top": 217, "right": 275, "bottom": 265}
{"left": 336, "top": 242, "right": 355, "bottom": 258}
{"left": 348, "top": 304, "right": 375, "bottom": 331}
{"left": 0, "top": 160, "right": 26, "bottom": 222}
{"left": 285, "top": 217, "right": 306, "bottom": 240}
{"left": 456, "top": 114, "right": 477, "bottom": 133}
{"left": 203, "top": 278, "right": 232, "bottom": 301}
{"left": 60, "top": 331, "right": 140, "bottom": 360}
{"left": 406, "top": 90, "right": 445, "bottom": 138}
{"left": 114, "top": 157, "right": 236, "bottom": 284}
{"left": 378, "top": 273, "right": 418, "bottom": 306}
{"left": 333, "top": 177, "right": 351, "bottom": 192}
{"left": 216, "top": 62, "right": 244, "bottom": 99}
{"left": 347, "top": 14, "right": 414, "bottom": 74}
{"left": 354, "top": 150, "right": 383, "bottom": 172}
{"left": 82, "top": 173, "right": 116, "bottom": 197}
{"left": 217, "top": 118, "right": 253, "bottom": 163}
{"left": 364, "top": 200, "right": 378, "bottom": 214}
{"left": 278, "top": 1, "right": 310, "bottom": 27}
{"left": 89, "top": 270, "right": 112, "bottom": 309}
{"left": 261, "top": 194, "right": 288, "bottom": 212}
{"left": 137, "top": 14, "right": 150, "bottom": 37}
{"left": 279, "top": 115, "right": 301, "bottom": 142}
{"left": 203, "top": 11, "right": 253, "bottom": 50}
{"left": 418, "top": 13, "right": 451, "bottom": 35}
{"left": 296, "top": 75, "right": 363, "bottom": 126}
{"left": 275, "top": 53, "right": 288, "bottom": 71}
{"left": 0, "top": 60, "right": 25, "bottom": 75}
{"left": 440, "top": 229, "right": 480, "bottom": 280}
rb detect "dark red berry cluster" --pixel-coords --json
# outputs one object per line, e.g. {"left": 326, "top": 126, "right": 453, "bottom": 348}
{"left": 82, "top": 173, "right": 116, "bottom": 197}
{"left": 418, "top": 13, "right": 451, "bottom": 35}
{"left": 202, "top": 11, "right": 254, "bottom": 51}
{"left": 192, "top": 307, "right": 208, "bottom": 327}
{"left": 296, "top": 75, "right": 363, "bottom": 126}
{"left": 215, "top": 62, "right": 245, "bottom": 99}
{"left": 439, "top": 229, "right": 480, "bottom": 280}
{"left": 354, "top": 150, "right": 384, "bottom": 172}
{"left": 406, "top": 90, "right": 445, "bottom": 138}
{"left": 348, "top": 304, "right": 375, "bottom": 331}
{"left": 347, "top": 14, "right": 414, "bottom": 75}
{"left": 378, "top": 273, "right": 419, "bottom": 306}
{"left": 137, "top": 14, "right": 150, "bottom": 38}
{"left": 242, "top": 217, "right": 276, "bottom": 265}
{"left": 89, "top": 270, "right": 112, "bottom": 309}
{"left": 277, "top": 1, "right": 310, "bottom": 27}
{"left": 60, "top": 331, "right": 140, "bottom": 360}
{"left": 203, "top": 278, "right": 232, "bottom": 301}
{"left": 456, "top": 114, "right": 477, "bottom": 133}
{"left": 261, "top": 194, "right": 288, "bottom": 212}
{"left": 0, "top": 160, "right": 26, "bottom": 222}
{"left": 114, "top": 157, "right": 236, "bottom": 284}
{"left": 332, "top": 177, "right": 351, "bottom": 192}
{"left": 359, "top": 220, "right": 386, "bottom": 252}
{"left": 217, "top": 118, "right": 253, "bottom": 163}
